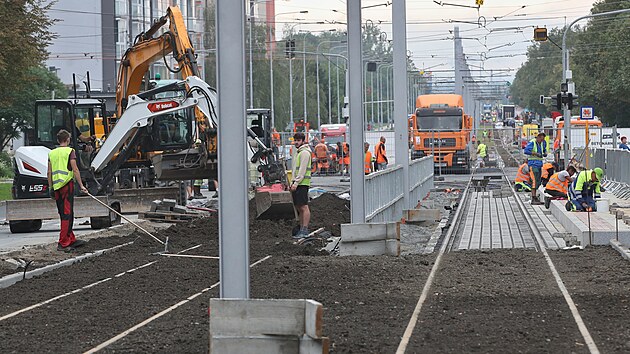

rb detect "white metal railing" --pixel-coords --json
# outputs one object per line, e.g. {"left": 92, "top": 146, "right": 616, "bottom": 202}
{"left": 365, "top": 165, "right": 404, "bottom": 222}
{"left": 364, "top": 155, "right": 434, "bottom": 222}
{"left": 409, "top": 156, "right": 435, "bottom": 208}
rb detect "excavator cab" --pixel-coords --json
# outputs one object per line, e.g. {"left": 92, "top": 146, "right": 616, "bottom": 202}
{"left": 13, "top": 99, "right": 106, "bottom": 200}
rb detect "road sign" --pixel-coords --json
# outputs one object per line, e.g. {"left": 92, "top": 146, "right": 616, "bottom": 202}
{"left": 581, "top": 106, "right": 594, "bottom": 120}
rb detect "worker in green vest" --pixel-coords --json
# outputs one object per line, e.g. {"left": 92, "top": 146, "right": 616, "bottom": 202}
{"left": 290, "top": 132, "right": 312, "bottom": 239}
{"left": 47, "top": 129, "right": 89, "bottom": 252}
{"left": 476, "top": 141, "right": 488, "bottom": 167}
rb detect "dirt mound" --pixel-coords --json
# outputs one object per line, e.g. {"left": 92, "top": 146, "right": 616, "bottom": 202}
{"left": 309, "top": 193, "right": 350, "bottom": 236}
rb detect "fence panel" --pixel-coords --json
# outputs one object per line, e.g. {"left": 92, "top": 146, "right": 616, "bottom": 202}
{"left": 365, "top": 166, "right": 404, "bottom": 223}
{"left": 409, "top": 156, "right": 434, "bottom": 208}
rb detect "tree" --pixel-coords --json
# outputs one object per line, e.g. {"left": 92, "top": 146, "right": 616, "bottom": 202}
{"left": 512, "top": 0, "right": 630, "bottom": 124}
{"left": 572, "top": 0, "right": 630, "bottom": 125}
{"left": 0, "top": 66, "right": 66, "bottom": 150}
{"left": 0, "top": 0, "right": 58, "bottom": 150}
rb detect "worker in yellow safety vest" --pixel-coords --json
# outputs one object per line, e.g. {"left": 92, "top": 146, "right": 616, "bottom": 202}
{"left": 514, "top": 159, "right": 532, "bottom": 192}
{"left": 290, "top": 132, "right": 312, "bottom": 239}
{"left": 47, "top": 129, "right": 89, "bottom": 252}
{"left": 476, "top": 141, "right": 488, "bottom": 167}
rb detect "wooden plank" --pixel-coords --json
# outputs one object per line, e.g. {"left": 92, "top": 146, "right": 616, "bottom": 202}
{"left": 305, "top": 300, "right": 323, "bottom": 339}
{"left": 404, "top": 209, "right": 441, "bottom": 223}
{"left": 209, "top": 299, "right": 306, "bottom": 336}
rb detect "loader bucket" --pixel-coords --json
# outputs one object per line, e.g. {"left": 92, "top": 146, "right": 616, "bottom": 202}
{"left": 255, "top": 187, "right": 295, "bottom": 220}
{"left": 152, "top": 149, "right": 218, "bottom": 181}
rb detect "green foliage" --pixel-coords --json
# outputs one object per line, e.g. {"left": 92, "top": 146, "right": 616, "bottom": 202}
{"left": 0, "top": 152, "right": 13, "bottom": 179}
{"left": 203, "top": 6, "right": 413, "bottom": 130}
{"left": 0, "top": 0, "right": 58, "bottom": 150}
{"left": 0, "top": 183, "right": 11, "bottom": 201}
{"left": 0, "top": 66, "right": 67, "bottom": 150}
{"left": 513, "top": 0, "right": 630, "bottom": 125}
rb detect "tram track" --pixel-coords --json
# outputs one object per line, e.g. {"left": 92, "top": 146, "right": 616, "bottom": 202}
{"left": 397, "top": 158, "right": 600, "bottom": 353}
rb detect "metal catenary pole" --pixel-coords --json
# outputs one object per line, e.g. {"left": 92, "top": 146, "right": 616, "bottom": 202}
{"left": 393, "top": 0, "right": 410, "bottom": 209}
{"left": 347, "top": 0, "right": 365, "bottom": 223}
{"left": 302, "top": 32, "right": 308, "bottom": 123}
{"left": 562, "top": 8, "right": 630, "bottom": 166}
{"left": 216, "top": 0, "right": 249, "bottom": 298}
{"left": 248, "top": 0, "right": 254, "bottom": 109}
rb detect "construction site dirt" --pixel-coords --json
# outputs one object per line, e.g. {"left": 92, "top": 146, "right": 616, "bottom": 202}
{"left": 2, "top": 192, "right": 630, "bottom": 353}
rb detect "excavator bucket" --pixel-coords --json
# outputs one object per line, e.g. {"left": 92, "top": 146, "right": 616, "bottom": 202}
{"left": 254, "top": 184, "right": 296, "bottom": 220}
{"left": 151, "top": 149, "right": 218, "bottom": 181}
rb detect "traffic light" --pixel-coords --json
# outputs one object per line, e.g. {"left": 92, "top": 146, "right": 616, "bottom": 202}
{"left": 566, "top": 93, "right": 578, "bottom": 110}
{"left": 552, "top": 93, "right": 562, "bottom": 110}
{"left": 284, "top": 39, "right": 296, "bottom": 59}
{"left": 534, "top": 27, "right": 548, "bottom": 42}
{"left": 475, "top": 0, "right": 484, "bottom": 6}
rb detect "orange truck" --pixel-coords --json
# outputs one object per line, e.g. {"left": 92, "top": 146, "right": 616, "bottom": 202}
{"left": 409, "top": 94, "right": 473, "bottom": 172}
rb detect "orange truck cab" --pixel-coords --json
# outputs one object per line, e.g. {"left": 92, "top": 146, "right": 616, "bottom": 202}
{"left": 410, "top": 94, "right": 472, "bottom": 172}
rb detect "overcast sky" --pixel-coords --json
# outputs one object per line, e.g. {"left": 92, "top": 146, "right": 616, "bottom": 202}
{"left": 274, "top": 0, "right": 597, "bottom": 82}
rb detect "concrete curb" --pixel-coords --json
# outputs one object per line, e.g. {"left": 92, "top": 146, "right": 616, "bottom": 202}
{"left": 0, "top": 241, "right": 134, "bottom": 289}
{"left": 610, "top": 239, "right": 630, "bottom": 261}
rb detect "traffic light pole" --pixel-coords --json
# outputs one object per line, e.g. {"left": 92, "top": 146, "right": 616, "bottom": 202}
{"left": 562, "top": 8, "right": 630, "bottom": 166}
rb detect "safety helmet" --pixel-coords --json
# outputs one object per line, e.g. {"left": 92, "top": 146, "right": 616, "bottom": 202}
{"left": 593, "top": 167, "right": 603, "bottom": 181}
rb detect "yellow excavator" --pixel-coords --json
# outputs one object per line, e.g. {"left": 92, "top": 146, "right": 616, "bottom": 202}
{"left": 112, "top": 5, "right": 217, "bottom": 182}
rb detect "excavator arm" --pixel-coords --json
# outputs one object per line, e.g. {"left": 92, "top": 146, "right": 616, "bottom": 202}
{"left": 92, "top": 76, "right": 217, "bottom": 191}
{"left": 116, "top": 6, "right": 199, "bottom": 117}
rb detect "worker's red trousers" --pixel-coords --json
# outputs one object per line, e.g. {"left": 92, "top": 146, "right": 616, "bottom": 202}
{"left": 54, "top": 181, "right": 76, "bottom": 247}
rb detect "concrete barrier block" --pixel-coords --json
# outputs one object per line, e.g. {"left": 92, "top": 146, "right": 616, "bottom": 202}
{"left": 341, "top": 223, "right": 387, "bottom": 242}
{"left": 150, "top": 200, "right": 162, "bottom": 212}
{"left": 339, "top": 240, "right": 387, "bottom": 256}
{"left": 209, "top": 298, "right": 327, "bottom": 354}
{"left": 162, "top": 198, "right": 177, "bottom": 208}
{"left": 386, "top": 222, "right": 400, "bottom": 240}
{"left": 386, "top": 239, "right": 400, "bottom": 256}
{"left": 403, "top": 209, "right": 441, "bottom": 223}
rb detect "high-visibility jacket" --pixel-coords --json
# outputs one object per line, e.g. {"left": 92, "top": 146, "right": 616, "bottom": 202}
{"left": 375, "top": 141, "right": 387, "bottom": 164}
{"left": 477, "top": 143, "right": 487, "bottom": 158}
{"left": 315, "top": 143, "right": 328, "bottom": 158}
{"left": 541, "top": 162, "right": 554, "bottom": 179}
{"left": 574, "top": 170, "right": 600, "bottom": 194}
{"left": 546, "top": 172, "right": 569, "bottom": 194}
{"left": 364, "top": 151, "right": 372, "bottom": 174}
{"left": 49, "top": 146, "right": 74, "bottom": 191}
{"left": 294, "top": 146, "right": 312, "bottom": 186}
{"left": 342, "top": 142, "right": 350, "bottom": 164}
{"left": 515, "top": 163, "right": 530, "bottom": 183}
{"left": 525, "top": 138, "right": 547, "bottom": 168}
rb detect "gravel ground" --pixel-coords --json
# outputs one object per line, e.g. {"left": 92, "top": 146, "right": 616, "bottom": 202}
{"left": 3, "top": 191, "right": 630, "bottom": 353}
{"left": 407, "top": 249, "right": 589, "bottom": 353}
{"left": 550, "top": 247, "right": 630, "bottom": 353}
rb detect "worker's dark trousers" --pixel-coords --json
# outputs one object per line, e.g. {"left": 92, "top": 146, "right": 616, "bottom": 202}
{"left": 54, "top": 181, "right": 76, "bottom": 247}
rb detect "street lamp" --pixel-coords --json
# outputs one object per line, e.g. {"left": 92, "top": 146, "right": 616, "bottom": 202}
{"left": 298, "top": 31, "right": 309, "bottom": 123}
{"left": 269, "top": 10, "right": 308, "bottom": 128}
{"left": 316, "top": 38, "right": 345, "bottom": 126}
